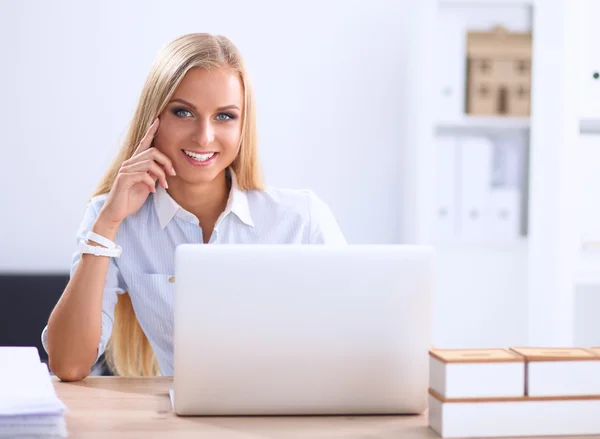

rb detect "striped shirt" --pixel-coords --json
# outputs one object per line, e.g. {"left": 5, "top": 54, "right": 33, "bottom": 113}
{"left": 41, "top": 170, "right": 346, "bottom": 376}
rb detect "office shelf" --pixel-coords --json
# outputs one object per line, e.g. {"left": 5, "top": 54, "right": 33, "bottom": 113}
{"left": 439, "top": 0, "right": 534, "bottom": 6}
{"left": 436, "top": 116, "right": 530, "bottom": 134}
{"left": 580, "top": 118, "right": 600, "bottom": 134}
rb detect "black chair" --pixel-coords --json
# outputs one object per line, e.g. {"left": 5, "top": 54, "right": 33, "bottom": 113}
{"left": 0, "top": 274, "right": 111, "bottom": 375}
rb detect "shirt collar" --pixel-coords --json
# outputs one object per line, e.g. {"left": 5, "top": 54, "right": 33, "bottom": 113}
{"left": 153, "top": 168, "right": 254, "bottom": 229}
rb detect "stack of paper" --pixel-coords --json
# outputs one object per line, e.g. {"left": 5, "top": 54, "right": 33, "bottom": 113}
{"left": 0, "top": 346, "right": 67, "bottom": 438}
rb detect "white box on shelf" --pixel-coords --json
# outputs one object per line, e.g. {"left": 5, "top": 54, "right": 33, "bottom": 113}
{"left": 457, "top": 136, "right": 493, "bottom": 241}
{"left": 428, "top": 392, "right": 600, "bottom": 438}
{"left": 434, "top": 136, "right": 458, "bottom": 241}
{"left": 429, "top": 348, "right": 525, "bottom": 399}
{"left": 511, "top": 347, "right": 600, "bottom": 397}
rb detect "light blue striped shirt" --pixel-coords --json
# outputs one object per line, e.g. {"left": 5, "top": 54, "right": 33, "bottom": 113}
{"left": 41, "top": 170, "right": 345, "bottom": 376}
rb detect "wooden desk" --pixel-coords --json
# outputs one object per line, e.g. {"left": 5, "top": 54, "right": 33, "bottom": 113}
{"left": 53, "top": 377, "right": 600, "bottom": 439}
{"left": 53, "top": 377, "right": 434, "bottom": 438}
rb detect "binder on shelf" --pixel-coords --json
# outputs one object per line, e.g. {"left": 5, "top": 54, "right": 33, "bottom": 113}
{"left": 488, "top": 188, "right": 521, "bottom": 242}
{"left": 457, "top": 136, "right": 493, "bottom": 241}
{"left": 434, "top": 136, "right": 458, "bottom": 241}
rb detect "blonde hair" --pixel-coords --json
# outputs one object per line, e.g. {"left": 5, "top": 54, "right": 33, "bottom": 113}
{"left": 93, "top": 33, "right": 264, "bottom": 376}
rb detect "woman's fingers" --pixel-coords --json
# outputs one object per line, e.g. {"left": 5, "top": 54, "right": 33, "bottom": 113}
{"left": 133, "top": 147, "right": 176, "bottom": 177}
{"left": 119, "top": 171, "right": 157, "bottom": 194}
{"left": 120, "top": 159, "right": 168, "bottom": 189}
{"left": 134, "top": 118, "right": 160, "bottom": 156}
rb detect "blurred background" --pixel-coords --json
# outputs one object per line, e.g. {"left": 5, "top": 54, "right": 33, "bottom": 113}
{"left": 1, "top": 0, "right": 599, "bottom": 371}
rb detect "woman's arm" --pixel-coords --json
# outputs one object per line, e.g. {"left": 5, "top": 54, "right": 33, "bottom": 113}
{"left": 46, "top": 217, "right": 120, "bottom": 381}
{"left": 45, "top": 118, "right": 169, "bottom": 381}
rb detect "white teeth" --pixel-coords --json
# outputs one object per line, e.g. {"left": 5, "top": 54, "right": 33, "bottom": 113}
{"left": 184, "top": 150, "right": 215, "bottom": 161}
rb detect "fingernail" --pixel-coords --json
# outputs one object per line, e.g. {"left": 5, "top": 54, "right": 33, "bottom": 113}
{"left": 171, "top": 167, "right": 176, "bottom": 176}
{"left": 165, "top": 182, "right": 169, "bottom": 189}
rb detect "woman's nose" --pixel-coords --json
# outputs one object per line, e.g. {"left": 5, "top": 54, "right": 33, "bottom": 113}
{"left": 193, "top": 120, "right": 215, "bottom": 147}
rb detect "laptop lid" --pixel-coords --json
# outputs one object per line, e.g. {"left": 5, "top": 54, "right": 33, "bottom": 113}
{"left": 172, "top": 244, "right": 434, "bottom": 416}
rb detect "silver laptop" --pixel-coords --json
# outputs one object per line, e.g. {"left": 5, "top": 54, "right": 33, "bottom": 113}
{"left": 171, "top": 244, "right": 434, "bottom": 416}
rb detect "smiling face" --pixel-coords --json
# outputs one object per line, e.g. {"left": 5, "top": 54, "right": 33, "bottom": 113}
{"left": 153, "top": 66, "right": 244, "bottom": 184}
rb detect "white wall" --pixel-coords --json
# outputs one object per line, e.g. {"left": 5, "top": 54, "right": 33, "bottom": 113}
{"left": 0, "top": 0, "right": 430, "bottom": 272}
{"left": 432, "top": 244, "right": 528, "bottom": 348}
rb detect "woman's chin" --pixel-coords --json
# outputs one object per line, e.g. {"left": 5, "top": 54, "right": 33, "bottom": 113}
{"left": 175, "top": 168, "right": 228, "bottom": 185}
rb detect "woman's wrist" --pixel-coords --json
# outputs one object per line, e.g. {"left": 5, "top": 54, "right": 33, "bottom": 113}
{"left": 92, "top": 215, "right": 121, "bottom": 243}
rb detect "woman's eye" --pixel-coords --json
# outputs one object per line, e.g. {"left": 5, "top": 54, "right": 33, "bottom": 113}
{"left": 173, "top": 108, "right": 192, "bottom": 118}
{"left": 216, "top": 113, "right": 234, "bottom": 121}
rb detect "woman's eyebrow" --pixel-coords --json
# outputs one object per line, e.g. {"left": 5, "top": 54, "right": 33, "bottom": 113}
{"left": 169, "top": 98, "right": 240, "bottom": 112}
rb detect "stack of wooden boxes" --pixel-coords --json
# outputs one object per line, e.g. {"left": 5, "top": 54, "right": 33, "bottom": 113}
{"left": 429, "top": 347, "right": 600, "bottom": 437}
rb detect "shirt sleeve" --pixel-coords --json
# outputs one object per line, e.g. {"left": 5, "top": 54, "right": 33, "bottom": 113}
{"left": 306, "top": 191, "right": 347, "bottom": 244}
{"left": 41, "top": 197, "right": 126, "bottom": 364}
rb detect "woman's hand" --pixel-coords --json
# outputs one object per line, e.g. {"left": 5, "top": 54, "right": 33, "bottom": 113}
{"left": 97, "top": 118, "right": 176, "bottom": 228}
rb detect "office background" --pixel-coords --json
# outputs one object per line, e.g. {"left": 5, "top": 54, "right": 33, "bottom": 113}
{"left": 1, "top": 0, "right": 600, "bottom": 367}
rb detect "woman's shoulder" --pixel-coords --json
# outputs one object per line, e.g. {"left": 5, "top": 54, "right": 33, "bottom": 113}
{"left": 245, "top": 186, "right": 345, "bottom": 244}
{"left": 246, "top": 186, "right": 324, "bottom": 213}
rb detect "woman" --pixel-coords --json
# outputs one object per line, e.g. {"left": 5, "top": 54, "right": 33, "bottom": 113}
{"left": 42, "top": 33, "right": 345, "bottom": 381}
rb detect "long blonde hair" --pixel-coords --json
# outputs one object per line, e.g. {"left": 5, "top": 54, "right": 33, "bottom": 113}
{"left": 93, "top": 33, "right": 264, "bottom": 376}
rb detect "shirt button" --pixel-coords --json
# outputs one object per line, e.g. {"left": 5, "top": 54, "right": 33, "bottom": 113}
{"left": 168, "top": 276, "right": 175, "bottom": 283}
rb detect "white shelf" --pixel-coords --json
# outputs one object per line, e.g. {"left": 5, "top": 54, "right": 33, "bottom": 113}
{"left": 438, "top": 0, "right": 534, "bottom": 5}
{"left": 436, "top": 115, "right": 530, "bottom": 134}
{"left": 580, "top": 118, "right": 600, "bottom": 134}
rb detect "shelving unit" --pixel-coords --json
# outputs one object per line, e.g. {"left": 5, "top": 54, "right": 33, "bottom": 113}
{"left": 408, "top": 0, "right": 535, "bottom": 349}
{"left": 406, "top": 0, "right": 591, "bottom": 348}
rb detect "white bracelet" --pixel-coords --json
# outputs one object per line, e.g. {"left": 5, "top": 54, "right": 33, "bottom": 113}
{"left": 86, "top": 231, "right": 117, "bottom": 249}
{"left": 78, "top": 240, "right": 122, "bottom": 258}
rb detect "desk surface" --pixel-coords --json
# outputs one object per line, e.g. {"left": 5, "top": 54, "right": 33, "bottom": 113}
{"left": 53, "top": 377, "right": 600, "bottom": 439}
{"left": 53, "top": 377, "right": 433, "bottom": 439}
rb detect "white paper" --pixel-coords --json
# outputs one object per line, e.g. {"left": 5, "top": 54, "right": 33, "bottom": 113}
{"left": 0, "top": 347, "right": 41, "bottom": 370}
{"left": 0, "top": 347, "right": 67, "bottom": 438}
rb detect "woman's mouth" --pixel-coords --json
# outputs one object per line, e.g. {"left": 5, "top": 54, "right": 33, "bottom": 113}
{"left": 182, "top": 149, "right": 218, "bottom": 167}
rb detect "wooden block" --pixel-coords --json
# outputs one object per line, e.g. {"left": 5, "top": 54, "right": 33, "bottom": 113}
{"left": 429, "top": 349, "right": 525, "bottom": 399}
{"left": 428, "top": 390, "right": 600, "bottom": 438}
{"left": 510, "top": 347, "right": 600, "bottom": 397}
{"left": 587, "top": 347, "right": 600, "bottom": 357}
{"left": 511, "top": 347, "right": 597, "bottom": 361}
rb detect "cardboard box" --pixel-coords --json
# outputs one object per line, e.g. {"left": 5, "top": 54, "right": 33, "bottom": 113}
{"left": 429, "top": 348, "right": 524, "bottom": 399}
{"left": 466, "top": 25, "right": 532, "bottom": 116}
{"left": 429, "top": 390, "right": 600, "bottom": 438}
{"left": 511, "top": 347, "right": 600, "bottom": 397}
